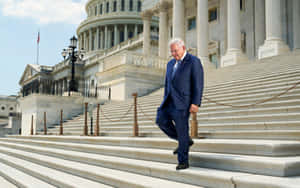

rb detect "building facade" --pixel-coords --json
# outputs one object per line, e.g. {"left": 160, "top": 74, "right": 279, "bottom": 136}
{"left": 19, "top": 0, "right": 162, "bottom": 100}
{"left": 19, "top": 0, "right": 300, "bottom": 101}
{"left": 142, "top": 0, "right": 300, "bottom": 68}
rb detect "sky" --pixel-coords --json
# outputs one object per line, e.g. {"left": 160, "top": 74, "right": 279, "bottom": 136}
{"left": 0, "top": 0, "right": 88, "bottom": 96}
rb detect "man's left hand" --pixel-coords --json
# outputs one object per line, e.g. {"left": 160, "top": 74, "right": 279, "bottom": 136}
{"left": 189, "top": 104, "right": 199, "bottom": 113}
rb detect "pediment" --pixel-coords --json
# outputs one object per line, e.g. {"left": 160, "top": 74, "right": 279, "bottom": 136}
{"left": 19, "top": 64, "right": 41, "bottom": 85}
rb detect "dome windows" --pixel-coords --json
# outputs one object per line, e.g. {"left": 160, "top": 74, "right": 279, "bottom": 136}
{"left": 121, "top": 0, "right": 125, "bottom": 11}
{"left": 129, "top": 0, "right": 133, "bottom": 11}
{"left": 113, "top": 1, "right": 117, "bottom": 12}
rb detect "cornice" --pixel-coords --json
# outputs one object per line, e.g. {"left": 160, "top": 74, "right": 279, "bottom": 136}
{"left": 77, "top": 13, "right": 144, "bottom": 34}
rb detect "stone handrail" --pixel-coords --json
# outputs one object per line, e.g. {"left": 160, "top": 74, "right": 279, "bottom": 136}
{"left": 53, "top": 60, "right": 69, "bottom": 71}
{"left": 125, "top": 52, "right": 167, "bottom": 70}
{"left": 53, "top": 59, "right": 85, "bottom": 72}
{"left": 99, "top": 51, "right": 167, "bottom": 72}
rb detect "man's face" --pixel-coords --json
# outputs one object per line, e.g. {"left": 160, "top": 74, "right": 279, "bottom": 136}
{"left": 170, "top": 43, "right": 186, "bottom": 61}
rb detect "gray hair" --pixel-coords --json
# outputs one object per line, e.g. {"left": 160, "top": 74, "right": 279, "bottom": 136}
{"left": 168, "top": 38, "right": 185, "bottom": 48}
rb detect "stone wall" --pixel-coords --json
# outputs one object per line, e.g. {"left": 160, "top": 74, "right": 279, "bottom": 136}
{"left": 18, "top": 94, "right": 84, "bottom": 135}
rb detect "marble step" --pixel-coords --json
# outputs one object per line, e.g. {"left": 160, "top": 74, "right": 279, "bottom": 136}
{"left": 198, "top": 112, "right": 300, "bottom": 123}
{"left": 0, "top": 145, "right": 200, "bottom": 188}
{"left": 82, "top": 92, "right": 300, "bottom": 117}
{"left": 47, "top": 125, "right": 158, "bottom": 132}
{"left": 46, "top": 119, "right": 300, "bottom": 133}
{"left": 200, "top": 130, "right": 300, "bottom": 140}
{"left": 61, "top": 104, "right": 300, "bottom": 126}
{"left": 49, "top": 119, "right": 300, "bottom": 132}
{"left": 0, "top": 175, "right": 17, "bottom": 188}
{"left": 44, "top": 130, "right": 163, "bottom": 137}
{"left": 4, "top": 137, "right": 300, "bottom": 156}
{"left": 204, "top": 72, "right": 300, "bottom": 94}
{"left": 0, "top": 162, "right": 51, "bottom": 188}
{"left": 0, "top": 139, "right": 299, "bottom": 177}
{"left": 0, "top": 152, "right": 111, "bottom": 188}
{"left": 61, "top": 102, "right": 300, "bottom": 127}
{"left": 41, "top": 128, "right": 300, "bottom": 140}
{"left": 197, "top": 120, "right": 300, "bottom": 131}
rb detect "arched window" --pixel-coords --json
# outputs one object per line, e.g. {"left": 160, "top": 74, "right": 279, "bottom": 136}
{"left": 188, "top": 17, "right": 196, "bottom": 30}
{"left": 137, "top": 1, "right": 142, "bottom": 12}
{"left": 121, "top": 0, "right": 125, "bottom": 11}
{"left": 106, "top": 2, "right": 109, "bottom": 13}
{"left": 95, "top": 5, "right": 97, "bottom": 16}
{"left": 129, "top": 0, "right": 133, "bottom": 11}
{"left": 113, "top": 1, "right": 117, "bottom": 12}
{"left": 209, "top": 8, "right": 217, "bottom": 22}
{"left": 100, "top": 4, "right": 103, "bottom": 14}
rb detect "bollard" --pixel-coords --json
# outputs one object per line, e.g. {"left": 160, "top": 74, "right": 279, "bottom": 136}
{"left": 84, "top": 102, "right": 88, "bottom": 136}
{"left": 190, "top": 112, "right": 198, "bottom": 138}
{"left": 44, "top": 112, "right": 47, "bottom": 135}
{"left": 90, "top": 116, "right": 93, "bottom": 135}
{"left": 30, "top": 115, "right": 34, "bottom": 135}
{"left": 60, "top": 109, "right": 63, "bottom": 135}
{"left": 132, "top": 93, "right": 138, "bottom": 137}
{"left": 95, "top": 104, "right": 100, "bottom": 136}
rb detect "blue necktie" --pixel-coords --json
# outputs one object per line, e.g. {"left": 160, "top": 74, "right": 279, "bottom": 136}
{"left": 172, "top": 60, "right": 181, "bottom": 78}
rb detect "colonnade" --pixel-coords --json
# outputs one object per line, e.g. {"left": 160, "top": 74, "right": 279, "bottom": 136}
{"left": 154, "top": 0, "right": 300, "bottom": 67}
{"left": 78, "top": 24, "right": 141, "bottom": 52}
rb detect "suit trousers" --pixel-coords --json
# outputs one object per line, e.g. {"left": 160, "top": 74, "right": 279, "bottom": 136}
{"left": 156, "top": 98, "right": 191, "bottom": 164}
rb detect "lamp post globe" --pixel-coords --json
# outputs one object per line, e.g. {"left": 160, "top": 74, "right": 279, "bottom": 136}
{"left": 70, "top": 36, "right": 77, "bottom": 49}
{"left": 61, "top": 35, "right": 84, "bottom": 96}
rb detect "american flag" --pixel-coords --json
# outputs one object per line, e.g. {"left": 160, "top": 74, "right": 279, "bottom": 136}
{"left": 37, "top": 31, "right": 40, "bottom": 44}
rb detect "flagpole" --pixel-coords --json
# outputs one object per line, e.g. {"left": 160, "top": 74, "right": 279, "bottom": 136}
{"left": 37, "top": 30, "right": 40, "bottom": 65}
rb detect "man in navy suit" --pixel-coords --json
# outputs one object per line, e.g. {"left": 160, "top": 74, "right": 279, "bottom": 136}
{"left": 156, "top": 38, "right": 204, "bottom": 170}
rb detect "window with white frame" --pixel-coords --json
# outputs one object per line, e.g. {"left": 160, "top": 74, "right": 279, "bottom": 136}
{"left": 208, "top": 8, "right": 217, "bottom": 22}
{"left": 188, "top": 17, "right": 196, "bottom": 30}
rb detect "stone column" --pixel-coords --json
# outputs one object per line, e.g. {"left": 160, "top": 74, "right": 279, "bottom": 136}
{"left": 96, "top": 27, "right": 100, "bottom": 50}
{"left": 134, "top": 24, "right": 138, "bottom": 37}
{"left": 114, "top": 25, "right": 119, "bottom": 46}
{"left": 172, "top": 0, "right": 185, "bottom": 39}
{"left": 221, "top": 0, "right": 247, "bottom": 67}
{"left": 159, "top": 1, "right": 168, "bottom": 59}
{"left": 104, "top": 26, "right": 108, "bottom": 49}
{"left": 124, "top": 24, "right": 128, "bottom": 41}
{"left": 117, "top": 0, "right": 121, "bottom": 12}
{"left": 83, "top": 32, "right": 87, "bottom": 51}
{"left": 142, "top": 11, "right": 152, "bottom": 55}
{"left": 293, "top": 0, "right": 300, "bottom": 50}
{"left": 254, "top": 0, "right": 265, "bottom": 57}
{"left": 80, "top": 34, "right": 84, "bottom": 50}
{"left": 89, "top": 29, "right": 93, "bottom": 51}
{"left": 197, "top": 0, "right": 209, "bottom": 65}
{"left": 100, "top": 29, "right": 104, "bottom": 49}
{"left": 78, "top": 34, "right": 81, "bottom": 50}
{"left": 258, "top": 0, "right": 289, "bottom": 59}
{"left": 125, "top": 0, "right": 129, "bottom": 11}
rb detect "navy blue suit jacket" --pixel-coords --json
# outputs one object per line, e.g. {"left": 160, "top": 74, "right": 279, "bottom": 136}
{"left": 160, "top": 52, "right": 204, "bottom": 110}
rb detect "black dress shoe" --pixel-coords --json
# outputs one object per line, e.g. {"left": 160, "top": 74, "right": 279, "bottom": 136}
{"left": 173, "top": 138, "right": 194, "bottom": 155}
{"left": 176, "top": 163, "right": 189, "bottom": 170}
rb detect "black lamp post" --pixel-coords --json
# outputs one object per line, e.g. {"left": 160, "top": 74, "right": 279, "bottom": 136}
{"left": 61, "top": 36, "right": 85, "bottom": 96}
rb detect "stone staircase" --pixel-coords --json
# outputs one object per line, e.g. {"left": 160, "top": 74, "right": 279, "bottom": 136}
{"left": 43, "top": 52, "right": 300, "bottom": 139}
{"left": 0, "top": 52, "right": 299, "bottom": 187}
